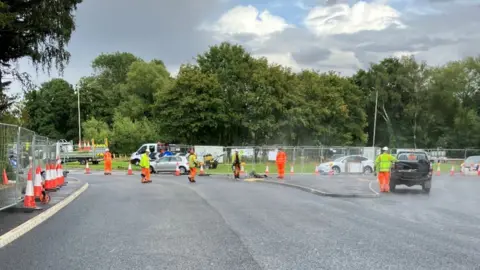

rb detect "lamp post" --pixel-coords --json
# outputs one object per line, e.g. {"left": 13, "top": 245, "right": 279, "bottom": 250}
{"left": 372, "top": 88, "right": 378, "bottom": 148}
{"left": 77, "top": 86, "right": 81, "bottom": 143}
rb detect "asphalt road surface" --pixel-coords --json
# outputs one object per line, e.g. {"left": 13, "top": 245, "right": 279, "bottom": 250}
{"left": 1, "top": 173, "right": 479, "bottom": 270}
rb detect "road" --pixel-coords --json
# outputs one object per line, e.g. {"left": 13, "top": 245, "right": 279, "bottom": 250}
{"left": 1, "top": 173, "right": 479, "bottom": 270}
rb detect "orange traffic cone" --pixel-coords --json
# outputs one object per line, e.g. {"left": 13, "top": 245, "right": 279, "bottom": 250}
{"left": 24, "top": 172, "right": 36, "bottom": 209}
{"left": 34, "top": 166, "right": 43, "bottom": 198}
{"left": 85, "top": 162, "right": 91, "bottom": 174}
{"left": 265, "top": 165, "right": 269, "bottom": 175}
{"left": 436, "top": 164, "right": 441, "bottom": 176}
{"left": 51, "top": 163, "right": 58, "bottom": 188}
{"left": 44, "top": 164, "right": 53, "bottom": 191}
{"left": 2, "top": 169, "right": 8, "bottom": 185}
{"left": 240, "top": 165, "right": 245, "bottom": 175}
{"left": 450, "top": 166, "right": 454, "bottom": 176}
{"left": 127, "top": 163, "right": 133, "bottom": 175}
{"left": 314, "top": 165, "right": 319, "bottom": 175}
{"left": 200, "top": 164, "right": 205, "bottom": 175}
{"left": 175, "top": 162, "right": 180, "bottom": 176}
{"left": 290, "top": 165, "right": 294, "bottom": 175}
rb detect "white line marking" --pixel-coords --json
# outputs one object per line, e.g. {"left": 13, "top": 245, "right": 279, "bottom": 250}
{"left": 0, "top": 182, "right": 89, "bottom": 248}
{"left": 369, "top": 181, "right": 379, "bottom": 196}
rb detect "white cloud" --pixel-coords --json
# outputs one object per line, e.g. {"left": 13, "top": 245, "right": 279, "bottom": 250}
{"left": 305, "top": 1, "right": 405, "bottom": 36}
{"left": 253, "top": 52, "right": 302, "bottom": 71}
{"left": 204, "top": 5, "right": 291, "bottom": 37}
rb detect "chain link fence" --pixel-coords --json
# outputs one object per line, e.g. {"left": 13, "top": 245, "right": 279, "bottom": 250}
{"left": 0, "top": 124, "right": 56, "bottom": 211}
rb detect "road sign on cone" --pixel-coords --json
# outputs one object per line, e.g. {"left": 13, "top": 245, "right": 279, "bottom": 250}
{"left": 127, "top": 163, "right": 133, "bottom": 175}
{"left": 85, "top": 162, "right": 91, "bottom": 174}
{"left": 24, "top": 171, "right": 37, "bottom": 209}
{"left": 175, "top": 162, "right": 180, "bottom": 176}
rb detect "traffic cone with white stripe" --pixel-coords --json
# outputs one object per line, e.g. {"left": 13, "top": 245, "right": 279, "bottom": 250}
{"left": 265, "top": 165, "right": 269, "bottom": 175}
{"left": 175, "top": 162, "right": 180, "bottom": 176}
{"left": 34, "top": 166, "right": 43, "bottom": 199}
{"left": 290, "top": 165, "right": 294, "bottom": 175}
{"left": 450, "top": 165, "right": 454, "bottom": 176}
{"left": 314, "top": 164, "right": 319, "bottom": 175}
{"left": 23, "top": 171, "right": 37, "bottom": 209}
{"left": 436, "top": 163, "right": 441, "bottom": 176}
{"left": 85, "top": 162, "right": 91, "bottom": 174}
{"left": 200, "top": 164, "right": 205, "bottom": 175}
{"left": 45, "top": 164, "right": 56, "bottom": 191}
{"left": 127, "top": 163, "right": 134, "bottom": 175}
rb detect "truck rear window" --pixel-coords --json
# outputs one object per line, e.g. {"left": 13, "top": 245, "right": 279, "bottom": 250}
{"left": 397, "top": 152, "right": 428, "bottom": 161}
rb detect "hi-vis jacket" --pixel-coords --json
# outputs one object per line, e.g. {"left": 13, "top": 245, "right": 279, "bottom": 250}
{"left": 139, "top": 153, "right": 150, "bottom": 169}
{"left": 375, "top": 153, "right": 397, "bottom": 172}
{"left": 188, "top": 154, "right": 197, "bottom": 168}
{"left": 232, "top": 153, "right": 242, "bottom": 165}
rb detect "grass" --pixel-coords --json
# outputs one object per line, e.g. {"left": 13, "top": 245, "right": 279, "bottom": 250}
{"left": 62, "top": 159, "right": 462, "bottom": 174}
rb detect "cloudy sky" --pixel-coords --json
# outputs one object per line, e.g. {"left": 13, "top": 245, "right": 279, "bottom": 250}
{"left": 11, "top": 0, "right": 480, "bottom": 93}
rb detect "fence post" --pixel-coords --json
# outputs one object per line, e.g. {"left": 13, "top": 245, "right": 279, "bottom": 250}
{"left": 15, "top": 127, "right": 21, "bottom": 205}
{"left": 31, "top": 133, "right": 36, "bottom": 182}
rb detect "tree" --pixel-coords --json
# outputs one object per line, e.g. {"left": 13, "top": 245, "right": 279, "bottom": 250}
{"left": 82, "top": 118, "right": 111, "bottom": 143}
{"left": 24, "top": 79, "right": 77, "bottom": 139}
{"left": 0, "top": 0, "right": 82, "bottom": 115}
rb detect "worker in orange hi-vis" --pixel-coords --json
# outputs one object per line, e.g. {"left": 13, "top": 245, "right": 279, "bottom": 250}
{"left": 139, "top": 149, "right": 151, "bottom": 183}
{"left": 276, "top": 147, "right": 287, "bottom": 179}
{"left": 104, "top": 148, "right": 112, "bottom": 175}
{"left": 188, "top": 148, "right": 198, "bottom": 183}
{"left": 375, "top": 146, "right": 397, "bottom": 192}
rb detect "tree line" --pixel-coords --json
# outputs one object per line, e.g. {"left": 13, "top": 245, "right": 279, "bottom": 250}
{"left": 1, "top": 1, "right": 479, "bottom": 154}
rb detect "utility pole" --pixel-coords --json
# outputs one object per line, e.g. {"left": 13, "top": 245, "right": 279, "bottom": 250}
{"left": 372, "top": 88, "right": 378, "bottom": 148}
{"left": 77, "top": 86, "right": 81, "bottom": 143}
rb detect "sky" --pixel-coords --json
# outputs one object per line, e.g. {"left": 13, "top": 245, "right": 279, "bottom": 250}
{"left": 10, "top": 0, "right": 480, "bottom": 94}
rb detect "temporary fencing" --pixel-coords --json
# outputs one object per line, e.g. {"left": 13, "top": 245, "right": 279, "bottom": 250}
{"left": 0, "top": 123, "right": 58, "bottom": 211}
{"left": 193, "top": 146, "right": 480, "bottom": 175}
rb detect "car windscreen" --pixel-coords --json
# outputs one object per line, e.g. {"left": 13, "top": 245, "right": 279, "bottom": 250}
{"left": 397, "top": 152, "right": 428, "bottom": 161}
{"left": 465, "top": 156, "right": 480, "bottom": 164}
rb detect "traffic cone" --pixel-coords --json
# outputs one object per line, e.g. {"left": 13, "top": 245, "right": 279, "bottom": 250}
{"left": 3, "top": 169, "right": 8, "bottom": 185}
{"left": 290, "top": 165, "right": 294, "bottom": 175}
{"left": 175, "top": 162, "right": 180, "bottom": 176}
{"left": 436, "top": 163, "right": 441, "bottom": 176}
{"left": 127, "top": 163, "right": 133, "bottom": 175}
{"left": 44, "top": 164, "right": 54, "bottom": 191}
{"left": 265, "top": 165, "right": 269, "bottom": 175}
{"left": 240, "top": 165, "right": 245, "bottom": 175}
{"left": 85, "top": 162, "right": 91, "bottom": 174}
{"left": 328, "top": 167, "right": 334, "bottom": 176}
{"left": 450, "top": 165, "right": 454, "bottom": 176}
{"left": 51, "top": 163, "right": 59, "bottom": 188}
{"left": 34, "top": 166, "right": 42, "bottom": 198}
{"left": 23, "top": 172, "right": 36, "bottom": 209}
{"left": 314, "top": 165, "right": 319, "bottom": 175}
{"left": 200, "top": 164, "right": 205, "bottom": 175}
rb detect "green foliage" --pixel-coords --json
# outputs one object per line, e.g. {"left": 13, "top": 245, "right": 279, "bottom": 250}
{"left": 14, "top": 42, "right": 480, "bottom": 151}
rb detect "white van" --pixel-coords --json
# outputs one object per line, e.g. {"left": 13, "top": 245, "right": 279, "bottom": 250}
{"left": 130, "top": 143, "right": 158, "bottom": 165}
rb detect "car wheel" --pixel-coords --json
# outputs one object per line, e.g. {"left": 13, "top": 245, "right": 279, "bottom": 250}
{"left": 422, "top": 180, "right": 431, "bottom": 194}
{"left": 179, "top": 166, "right": 187, "bottom": 174}
{"left": 332, "top": 166, "right": 341, "bottom": 174}
{"left": 363, "top": 166, "right": 373, "bottom": 174}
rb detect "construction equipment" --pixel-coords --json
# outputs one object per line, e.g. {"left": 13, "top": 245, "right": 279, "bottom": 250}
{"left": 203, "top": 154, "right": 224, "bottom": 169}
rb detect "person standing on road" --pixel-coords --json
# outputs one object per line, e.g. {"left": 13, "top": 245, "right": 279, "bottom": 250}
{"left": 232, "top": 149, "right": 242, "bottom": 179}
{"left": 188, "top": 149, "right": 198, "bottom": 183}
{"left": 375, "top": 146, "right": 397, "bottom": 192}
{"left": 140, "top": 149, "right": 151, "bottom": 183}
{"left": 104, "top": 148, "right": 112, "bottom": 175}
{"left": 276, "top": 147, "right": 287, "bottom": 179}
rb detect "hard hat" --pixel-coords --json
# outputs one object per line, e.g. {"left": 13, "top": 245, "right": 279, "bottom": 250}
{"left": 145, "top": 149, "right": 150, "bottom": 153}
{"left": 234, "top": 149, "right": 238, "bottom": 152}
{"left": 382, "top": 146, "right": 389, "bottom": 151}
{"left": 105, "top": 148, "right": 109, "bottom": 152}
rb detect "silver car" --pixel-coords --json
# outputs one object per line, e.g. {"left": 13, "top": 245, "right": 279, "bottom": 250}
{"left": 150, "top": 156, "right": 190, "bottom": 174}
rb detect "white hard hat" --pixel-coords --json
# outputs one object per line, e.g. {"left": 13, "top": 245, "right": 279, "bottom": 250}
{"left": 234, "top": 149, "right": 238, "bottom": 152}
{"left": 382, "top": 146, "right": 389, "bottom": 151}
{"left": 105, "top": 148, "right": 109, "bottom": 152}
{"left": 145, "top": 149, "right": 150, "bottom": 153}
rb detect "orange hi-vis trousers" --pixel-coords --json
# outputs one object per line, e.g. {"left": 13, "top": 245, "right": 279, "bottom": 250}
{"left": 277, "top": 163, "right": 285, "bottom": 178}
{"left": 378, "top": 171, "right": 390, "bottom": 192}
{"left": 233, "top": 164, "right": 240, "bottom": 178}
{"left": 141, "top": 167, "right": 150, "bottom": 182}
{"left": 189, "top": 167, "right": 197, "bottom": 180}
{"left": 104, "top": 159, "right": 112, "bottom": 173}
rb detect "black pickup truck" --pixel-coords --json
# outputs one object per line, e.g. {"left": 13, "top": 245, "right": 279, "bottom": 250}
{"left": 390, "top": 151, "right": 433, "bottom": 193}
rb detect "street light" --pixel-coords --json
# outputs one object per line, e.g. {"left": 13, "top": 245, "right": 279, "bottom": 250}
{"left": 77, "top": 86, "right": 81, "bottom": 144}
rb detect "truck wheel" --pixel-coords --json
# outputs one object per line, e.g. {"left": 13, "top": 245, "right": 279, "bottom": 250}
{"left": 422, "top": 181, "right": 431, "bottom": 194}
{"left": 79, "top": 159, "right": 86, "bottom": 165}
{"left": 389, "top": 178, "right": 396, "bottom": 192}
